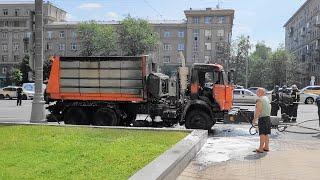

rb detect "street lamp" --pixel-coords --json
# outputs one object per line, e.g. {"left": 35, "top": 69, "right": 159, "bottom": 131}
{"left": 30, "top": 0, "right": 45, "bottom": 123}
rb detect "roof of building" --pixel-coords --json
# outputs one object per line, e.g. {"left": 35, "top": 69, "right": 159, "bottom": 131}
{"left": 0, "top": 1, "right": 67, "bottom": 13}
{"left": 47, "top": 20, "right": 187, "bottom": 26}
{"left": 284, "top": 0, "right": 312, "bottom": 27}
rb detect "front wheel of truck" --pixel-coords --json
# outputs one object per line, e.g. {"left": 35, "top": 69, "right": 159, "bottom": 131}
{"left": 93, "top": 108, "right": 118, "bottom": 126}
{"left": 185, "top": 110, "right": 213, "bottom": 130}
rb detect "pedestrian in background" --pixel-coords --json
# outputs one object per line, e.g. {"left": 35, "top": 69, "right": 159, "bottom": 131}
{"left": 252, "top": 88, "right": 271, "bottom": 153}
{"left": 290, "top": 84, "right": 300, "bottom": 122}
{"left": 271, "top": 85, "right": 280, "bottom": 116}
{"left": 16, "top": 87, "right": 22, "bottom": 106}
{"left": 316, "top": 96, "right": 320, "bottom": 126}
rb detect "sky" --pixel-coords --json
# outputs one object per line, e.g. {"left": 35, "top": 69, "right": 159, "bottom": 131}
{"left": 4, "top": 0, "right": 307, "bottom": 49}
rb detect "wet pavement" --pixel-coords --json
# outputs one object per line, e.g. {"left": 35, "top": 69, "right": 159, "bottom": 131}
{"left": 178, "top": 104, "right": 320, "bottom": 180}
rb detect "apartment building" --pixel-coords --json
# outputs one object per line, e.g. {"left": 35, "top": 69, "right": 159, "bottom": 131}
{"left": 0, "top": 1, "right": 66, "bottom": 86}
{"left": 44, "top": 8, "right": 234, "bottom": 73}
{"left": 0, "top": 1, "right": 234, "bottom": 86}
{"left": 284, "top": 0, "right": 320, "bottom": 86}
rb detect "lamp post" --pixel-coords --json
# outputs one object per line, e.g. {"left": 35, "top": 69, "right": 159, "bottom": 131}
{"left": 30, "top": 0, "right": 45, "bottom": 123}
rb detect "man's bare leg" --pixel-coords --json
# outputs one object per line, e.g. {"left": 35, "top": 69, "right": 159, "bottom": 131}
{"left": 258, "top": 135, "right": 265, "bottom": 151}
{"left": 264, "top": 135, "right": 269, "bottom": 151}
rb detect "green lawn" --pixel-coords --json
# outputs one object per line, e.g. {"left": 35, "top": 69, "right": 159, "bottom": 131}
{"left": 0, "top": 125, "right": 188, "bottom": 180}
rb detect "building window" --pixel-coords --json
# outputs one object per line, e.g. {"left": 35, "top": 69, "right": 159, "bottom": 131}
{"left": 178, "top": 31, "right": 184, "bottom": 38}
{"left": 13, "top": 32, "right": 19, "bottom": 39}
{"left": 1, "top": 55, "right": 8, "bottom": 62}
{"left": 4, "top": 21, "right": 9, "bottom": 27}
{"left": 47, "top": 31, "right": 53, "bottom": 39}
{"left": 2, "top": 44, "right": 8, "bottom": 52}
{"left": 71, "top": 43, "right": 77, "bottom": 50}
{"left": 2, "top": 67, "right": 7, "bottom": 74}
{"left": 217, "top": 29, "right": 224, "bottom": 37}
{"left": 72, "top": 31, "right": 77, "bottom": 38}
{"left": 205, "top": 16, "right": 212, "bottom": 24}
{"left": 163, "top": 44, "right": 172, "bottom": 51}
{"left": 2, "top": 32, "right": 7, "bottom": 39}
{"left": 25, "top": 9, "right": 30, "bottom": 16}
{"left": 205, "top": 30, "right": 211, "bottom": 38}
{"left": 25, "top": 32, "right": 31, "bottom": 38}
{"left": 46, "top": 43, "right": 52, "bottom": 50}
{"left": 59, "top": 44, "right": 65, "bottom": 51}
{"left": 59, "top": 31, "right": 65, "bottom": 38}
{"left": 14, "top": 9, "right": 20, "bottom": 16}
{"left": 13, "top": 43, "right": 19, "bottom": 51}
{"left": 13, "top": 21, "right": 19, "bottom": 27}
{"left": 205, "top": 43, "right": 212, "bottom": 50}
{"left": 193, "top": 42, "right": 199, "bottom": 52}
{"left": 164, "top": 31, "right": 171, "bottom": 38}
{"left": 163, "top": 56, "right": 170, "bottom": 63}
{"left": 14, "top": 55, "right": 19, "bottom": 62}
{"left": 178, "top": 43, "right": 185, "bottom": 51}
{"left": 193, "top": 29, "right": 200, "bottom": 40}
{"left": 3, "top": 9, "right": 8, "bottom": 16}
{"left": 218, "top": 16, "right": 226, "bottom": 23}
{"left": 193, "top": 17, "right": 200, "bottom": 24}
{"left": 205, "top": 56, "right": 211, "bottom": 63}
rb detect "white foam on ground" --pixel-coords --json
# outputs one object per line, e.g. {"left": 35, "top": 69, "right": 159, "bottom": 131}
{"left": 196, "top": 136, "right": 259, "bottom": 166}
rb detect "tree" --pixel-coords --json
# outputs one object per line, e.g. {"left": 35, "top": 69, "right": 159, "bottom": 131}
{"left": 10, "top": 69, "right": 22, "bottom": 86}
{"left": 77, "top": 21, "right": 117, "bottom": 56}
{"left": 230, "top": 35, "right": 251, "bottom": 86}
{"left": 248, "top": 42, "right": 272, "bottom": 88}
{"left": 19, "top": 55, "right": 32, "bottom": 83}
{"left": 43, "top": 57, "right": 52, "bottom": 81}
{"left": 119, "top": 16, "right": 159, "bottom": 56}
{"left": 270, "top": 46, "right": 300, "bottom": 87}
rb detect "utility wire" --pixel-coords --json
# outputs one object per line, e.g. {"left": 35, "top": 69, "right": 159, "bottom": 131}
{"left": 143, "top": 0, "right": 164, "bottom": 19}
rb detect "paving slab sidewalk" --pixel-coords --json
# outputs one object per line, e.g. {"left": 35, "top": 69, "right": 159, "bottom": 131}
{"left": 178, "top": 139, "right": 320, "bottom": 180}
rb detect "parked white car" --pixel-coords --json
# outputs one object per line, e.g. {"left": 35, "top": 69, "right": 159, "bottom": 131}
{"left": 22, "top": 83, "right": 47, "bottom": 100}
{"left": 0, "top": 86, "right": 28, "bottom": 100}
{"left": 233, "top": 89, "right": 258, "bottom": 104}
{"left": 300, "top": 90, "right": 318, "bottom": 104}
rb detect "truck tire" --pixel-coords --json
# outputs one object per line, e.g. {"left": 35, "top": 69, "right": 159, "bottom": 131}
{"left": 93, "top": 108, "right": 118, "bottom": 126}
{"left": 185, "top": 110, "right": 213, "bottom": 130}
{"left": 0, "top": 94, "right": 4, "bottom": 100}
{"left": 63, "top": 107, "right": 87, "bottom": 125}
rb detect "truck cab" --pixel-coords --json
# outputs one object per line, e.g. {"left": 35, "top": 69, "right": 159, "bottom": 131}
{"left": 183, "top": 63, "right": 234, "bottom": 130}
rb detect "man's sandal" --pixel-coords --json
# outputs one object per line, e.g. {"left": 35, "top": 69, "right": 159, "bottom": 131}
{"left": 253, "top": 149, "right": 264, "bottom": 153}
{"left": 263, "top": 149, "right": 269, "bottom": 152}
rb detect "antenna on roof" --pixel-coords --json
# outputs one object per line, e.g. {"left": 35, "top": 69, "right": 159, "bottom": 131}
{"left": 216, "top": 0, "right": 222, "bottom": 9}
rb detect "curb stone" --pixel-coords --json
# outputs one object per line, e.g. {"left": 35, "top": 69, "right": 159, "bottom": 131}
{"left": 129, "top": 130, "right": 208, "bottom": 180}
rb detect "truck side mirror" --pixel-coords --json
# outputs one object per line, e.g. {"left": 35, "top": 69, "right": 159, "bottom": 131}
{"left": 228, "top": 69, "right": 235, "bottom": 84}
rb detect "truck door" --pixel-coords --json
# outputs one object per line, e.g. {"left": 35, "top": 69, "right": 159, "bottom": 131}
{"left": 223, "top": 72, "right": 233, "bottom": 110}
{"left": 213, "top": 71, "right": 226, "bottom": 110}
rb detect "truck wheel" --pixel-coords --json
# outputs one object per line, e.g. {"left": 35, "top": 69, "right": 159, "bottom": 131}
{"left": 63, "top": 107, "right": 87, "bottom": 125}
{"left": 93, "top": 108, "right": 118, "bottom": 126}
{"left": 0, "top": 94, "right": 4, "bottom": 100}
{"left": 185, "top": 110, "right": 213, "bottom": 130}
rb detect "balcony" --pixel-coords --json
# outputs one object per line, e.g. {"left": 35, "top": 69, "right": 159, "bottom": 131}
{"left": 315, "top": 16, "right": 320, "bottom": 27}
{"left": 316, "top": 39, "right": 320, "bottom": 51}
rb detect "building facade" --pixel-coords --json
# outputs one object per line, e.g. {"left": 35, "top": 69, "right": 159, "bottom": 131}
{"left": 0, "top": 1, "right": 66, "bottom": 86}
{"left": 284, "top": 0, "right": 320, "bottom": 86}
{"left": 0, "top": 2, "right": 234, "bottom": 87}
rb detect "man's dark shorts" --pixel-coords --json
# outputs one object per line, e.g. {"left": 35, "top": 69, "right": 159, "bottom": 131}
{"left": 258, "top": 116, "right": 271, "bottom": 135}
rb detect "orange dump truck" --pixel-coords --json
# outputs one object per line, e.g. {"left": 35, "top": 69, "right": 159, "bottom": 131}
{"left": 46, "top": 55, "right": 236, "bottom": 130}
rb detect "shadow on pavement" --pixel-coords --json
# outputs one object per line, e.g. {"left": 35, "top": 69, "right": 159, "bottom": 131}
{"left": 244, "top": 152, "right": 267, "bottom": 160}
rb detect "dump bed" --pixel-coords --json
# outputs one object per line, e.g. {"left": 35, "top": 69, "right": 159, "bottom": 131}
{"left": 47, "top": 56, "right": 147, "bottom": 102}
